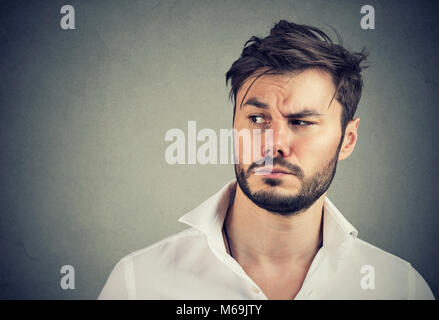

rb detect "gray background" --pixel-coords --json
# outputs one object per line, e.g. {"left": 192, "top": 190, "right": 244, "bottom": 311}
{"left": 1, "top": 0, "right": 438, "bottom": 299}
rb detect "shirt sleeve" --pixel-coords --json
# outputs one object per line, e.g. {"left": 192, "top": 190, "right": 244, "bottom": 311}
{"left": 98, "top": 256, "right": 136, "bottom": 300}
{"left": 407, "top": 263, "right": 435, "bottom": 300}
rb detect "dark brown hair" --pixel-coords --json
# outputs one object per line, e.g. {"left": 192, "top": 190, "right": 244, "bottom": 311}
{"left": 225, "top": 20, "right": 368, "bottom": 131}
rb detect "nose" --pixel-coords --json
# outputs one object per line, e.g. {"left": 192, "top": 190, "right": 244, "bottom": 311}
{"left": 264, "top": 121, "right": 293, "bottom": 159}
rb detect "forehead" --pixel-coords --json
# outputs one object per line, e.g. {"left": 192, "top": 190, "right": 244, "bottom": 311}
{"left": 237, "top": 68, "right": 340, "bottom": 114}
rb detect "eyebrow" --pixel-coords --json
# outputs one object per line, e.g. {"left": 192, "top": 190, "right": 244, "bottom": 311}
{"left": 242, "top": 97, "right": 324, "bottom": 118}
{"left": 242, "top": 97, "right": 270, "bottom": 109}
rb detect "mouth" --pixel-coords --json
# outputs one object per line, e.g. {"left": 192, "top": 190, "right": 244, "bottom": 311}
{"left": 253, "top": 167, "right": 293, "bottom": 177}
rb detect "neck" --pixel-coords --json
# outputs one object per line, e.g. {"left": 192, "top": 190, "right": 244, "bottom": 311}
{"left": 224, "top": 184, "right": 324, "bottom": 268}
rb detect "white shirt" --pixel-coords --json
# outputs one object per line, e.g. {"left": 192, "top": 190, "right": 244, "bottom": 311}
{"left": 98, "top": 180, "right": 435, "bottom": 300}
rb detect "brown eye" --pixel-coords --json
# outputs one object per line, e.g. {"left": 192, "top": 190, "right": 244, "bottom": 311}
{"left": 249, "top": 115, "right": 267, "bottom": 124}
{"left": 290, "top": 120, "right": 313, "bottom": 126}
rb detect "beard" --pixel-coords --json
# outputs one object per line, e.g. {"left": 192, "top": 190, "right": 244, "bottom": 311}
{"left": 234, "top": 147, "right": 341, "bottom": 216}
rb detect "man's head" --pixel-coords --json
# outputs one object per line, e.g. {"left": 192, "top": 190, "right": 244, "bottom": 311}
{"left": 225, "top": 20, "right": 368, "bottom": 215}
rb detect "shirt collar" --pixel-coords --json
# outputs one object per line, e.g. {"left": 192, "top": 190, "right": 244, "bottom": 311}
{"left": 178, "top": 179, "right": 358, "bottom": 258}
{"left": 178, "top": 180, "right": 235, "bottom": 256}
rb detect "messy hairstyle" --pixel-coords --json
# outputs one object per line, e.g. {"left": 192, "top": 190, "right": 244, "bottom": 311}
{"left": 225, "top": 20, "right": 369, "bottom": 131}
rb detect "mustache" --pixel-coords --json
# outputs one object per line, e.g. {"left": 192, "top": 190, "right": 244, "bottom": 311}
{"left": 247, "top": 156, "right": 305, "bottom": 180}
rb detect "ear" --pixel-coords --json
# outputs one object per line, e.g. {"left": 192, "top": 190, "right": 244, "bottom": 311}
{"left": 338, "top": 117, "right": 360, "bottom": 161}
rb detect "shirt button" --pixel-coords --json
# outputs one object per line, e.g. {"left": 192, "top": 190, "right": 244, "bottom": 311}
{"left": 251, "top": 286, "right": 260, "bottom": 294}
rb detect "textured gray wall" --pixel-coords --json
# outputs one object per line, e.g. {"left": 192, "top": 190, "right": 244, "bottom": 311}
{"left": 1, "top": 0, "right": 438, "bottom": 299}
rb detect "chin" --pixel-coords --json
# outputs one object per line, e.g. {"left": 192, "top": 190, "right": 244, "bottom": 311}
{"left": 251, "top": 180, "right": 300, "bottom": 195}
{"left": 251, "top": 175, "right": 299, "bottom": 189}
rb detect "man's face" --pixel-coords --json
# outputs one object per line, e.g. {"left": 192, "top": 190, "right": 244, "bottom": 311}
{"left": 233, "top": 68, "right": 345, "bottom": 215}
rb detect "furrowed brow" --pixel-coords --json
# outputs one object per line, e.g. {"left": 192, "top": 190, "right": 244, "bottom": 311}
{"left": 286, "top": 110, "right": 323, "bottom": 118}
{"left": 241, "top": 97, "right": 269, "bottom": 109}
{"left": 242, "top": 97, "right": 324, "bottom": 118}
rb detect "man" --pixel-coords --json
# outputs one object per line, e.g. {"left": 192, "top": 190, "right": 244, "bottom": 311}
{"left": 98, "top": 20, "right": 434, "bottom": 299}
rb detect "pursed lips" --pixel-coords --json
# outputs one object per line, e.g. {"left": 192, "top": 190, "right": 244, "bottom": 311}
{"left": 253, "top": 167, "right": 293, "bottom": 175}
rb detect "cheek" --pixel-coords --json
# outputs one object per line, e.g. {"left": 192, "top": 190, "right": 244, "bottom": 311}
{"left": 294, "top": 132, "right": 340, "bottom": 173}
{"left": 233, "top": 126, "right": 265, "bottom": 165}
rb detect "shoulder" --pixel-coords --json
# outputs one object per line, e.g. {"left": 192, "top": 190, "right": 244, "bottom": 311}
{"left": 349, "top": 237, "right": 411, "bottom": 269}
{"left": 98, "top": 227, "right": 208, "bottom": 299}
{"left": 125, "top": 227, "right": 207, "bottom": 265}
{"left": 342, "top": 237, "right": 434, "bottom": 299}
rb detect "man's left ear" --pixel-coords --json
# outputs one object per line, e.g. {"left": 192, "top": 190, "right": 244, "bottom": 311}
{"left": 338, "top": 117, "right": 360, "bottom": 161}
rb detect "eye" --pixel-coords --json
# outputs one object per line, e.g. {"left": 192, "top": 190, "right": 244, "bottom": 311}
{"left": 249, "top": 115, "right": 268, "bottom": 125}
{"left": 290, "top": 119, "right": 314, "bottom": 126}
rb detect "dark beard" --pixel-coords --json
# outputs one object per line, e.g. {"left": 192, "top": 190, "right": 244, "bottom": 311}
{"left": 234, "top": 149, "right": 340, "bottom": 216}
